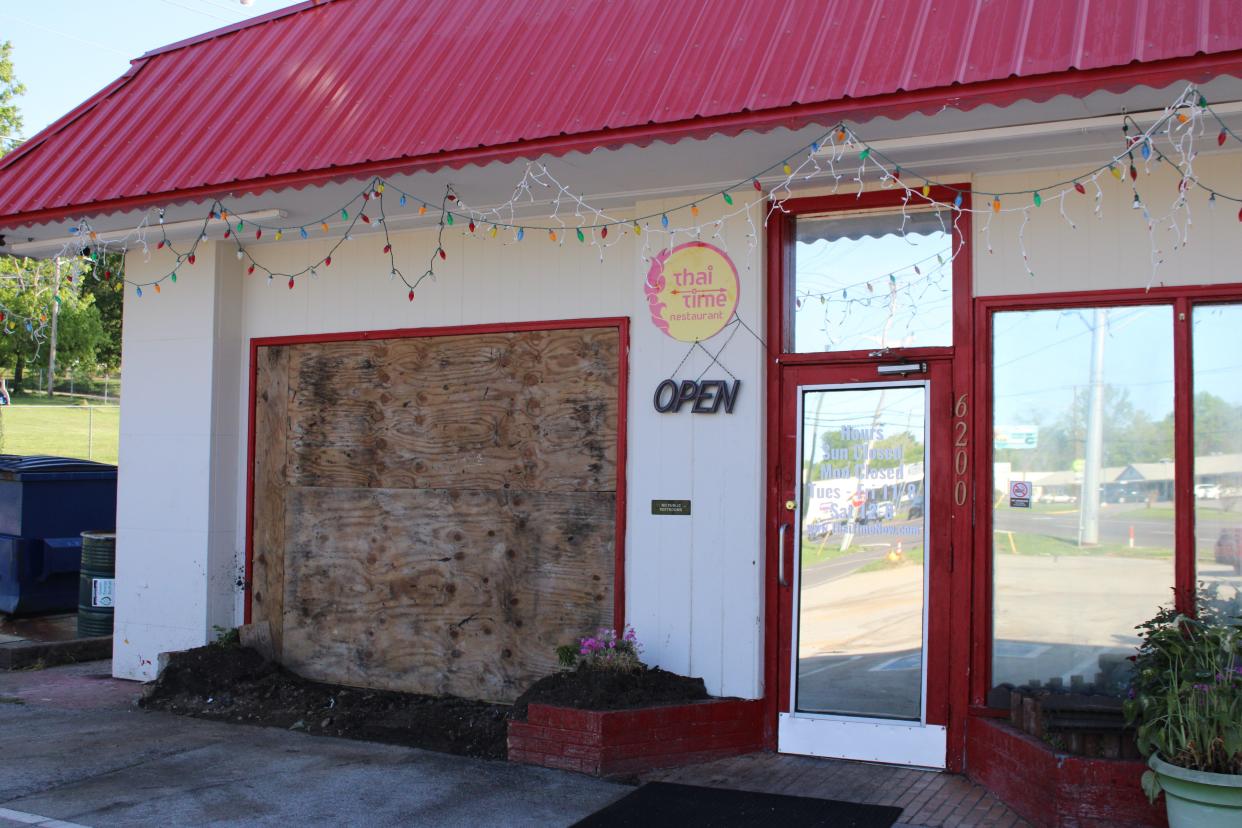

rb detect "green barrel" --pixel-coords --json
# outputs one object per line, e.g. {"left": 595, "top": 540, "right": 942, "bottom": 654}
{"left": 77, "top": 531, "right": 116, "bottom": 637}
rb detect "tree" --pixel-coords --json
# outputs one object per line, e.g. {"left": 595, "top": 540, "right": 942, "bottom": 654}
{"left": 0, "top": 257, "right": 106, "bottom": 392}
{"left": 81, "top": 253, "right": 123, "bottom": 372}
{"left": 996, "top": 385, "right": 1176, "bottom": 473}
{"left": 0, "top": 40, "right": 24, "bottom": 155}
{"left": 0, "top": 43, "right": 117, "bottom": 388}
{"left": 1190, "top": 392, "right": 1242, "bottom": 456}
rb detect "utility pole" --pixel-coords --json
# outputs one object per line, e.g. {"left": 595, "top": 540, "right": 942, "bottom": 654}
{"left": 46, "top": 258, "right": 61, "bottom": 398}
{"left": 1078, "top": 308, "right": 1108, "bottom": 546}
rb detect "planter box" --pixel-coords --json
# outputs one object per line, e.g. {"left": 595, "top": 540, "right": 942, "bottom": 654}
{"left": 967, "top": 714, "right": 1166, "bottom": 828}
{"left": 1006, "top": 688, "right": 1141, "bottom": 760}
{"left": 508, "top": 698, "right": 765, "bottom": 776}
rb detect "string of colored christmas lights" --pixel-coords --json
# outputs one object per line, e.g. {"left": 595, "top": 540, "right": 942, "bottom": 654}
{"left": 4, "top": 83, "right": 1239, "bottom": 346}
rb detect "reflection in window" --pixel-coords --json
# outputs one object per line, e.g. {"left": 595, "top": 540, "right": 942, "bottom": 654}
{"left": 798, "top": 385, "right": 927, "bottom": 720}
{"left": 794, "top": 208, "right": 954, "bottom": 353}
{"left": 991, "top": 306, "right": 1174, "bottom": 698}
{"left": 1193, "top": 305, "right": 1242, "bottom": 618}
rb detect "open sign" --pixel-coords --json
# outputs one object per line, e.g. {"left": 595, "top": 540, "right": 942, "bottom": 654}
{"left": 653, "top": 379, "right": 741, "bottom": 414}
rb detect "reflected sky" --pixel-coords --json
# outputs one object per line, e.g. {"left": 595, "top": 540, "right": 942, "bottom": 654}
{"left": 794, "top": 209, "right": 954, "bottom": 353}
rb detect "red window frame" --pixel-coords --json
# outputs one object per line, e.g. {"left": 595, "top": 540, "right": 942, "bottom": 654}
{"left": 970, "top": 284, "right": 1242, "bottom": 708}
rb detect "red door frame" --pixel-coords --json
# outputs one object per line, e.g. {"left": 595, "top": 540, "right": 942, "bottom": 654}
{"left": 242, "top": 316, "right": 631, "bottom": 629}
{"left": 764, "top": 186, "right": 975, "bottom": 770}
{"left": 970, "top": 285, "right": 1242, "bottom": 709}
{"left": 773, "top": 360, "right": 954, "bottom": 727}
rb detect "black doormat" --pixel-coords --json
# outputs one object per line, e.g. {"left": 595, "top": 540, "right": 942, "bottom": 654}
{"left": 572, "top": 782, "right": 903, "bottom": 828}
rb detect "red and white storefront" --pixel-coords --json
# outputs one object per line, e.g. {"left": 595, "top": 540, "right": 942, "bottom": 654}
{"left": 3, "top": 2, "right": 1242, "bottom": 824}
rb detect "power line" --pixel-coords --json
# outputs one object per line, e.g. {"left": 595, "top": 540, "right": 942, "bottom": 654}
{"left": 156, "top": 0, "right": 239, "bottom": 21}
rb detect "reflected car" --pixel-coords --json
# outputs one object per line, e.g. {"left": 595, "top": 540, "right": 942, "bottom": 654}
{"left": 1195, "top": 483, "right": 1222, "bottom": 500}
{"left": 1104, "top": 487, "right": 1144, "bottom": 503}
{"left": 1215, "top": 528, "right": 1242, "bottom": 574}
{"left": 805, "top": 519, "right": 834, "bottom": 541}
{"left": 907, "top": 496, "right": 924, "bottom": 520}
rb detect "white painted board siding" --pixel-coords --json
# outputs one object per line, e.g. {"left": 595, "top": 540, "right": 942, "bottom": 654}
{"left": 117, "top": 194, "right": 768, "bottom": 698}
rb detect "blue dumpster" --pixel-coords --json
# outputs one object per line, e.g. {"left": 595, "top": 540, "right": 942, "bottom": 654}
{"left": 0, "top": 456, "right": 117, "bottom": 615}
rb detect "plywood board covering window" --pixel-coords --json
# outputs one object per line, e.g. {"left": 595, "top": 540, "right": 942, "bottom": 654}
{"left": 250, "top": 326, "right": 619, "bottom": 703}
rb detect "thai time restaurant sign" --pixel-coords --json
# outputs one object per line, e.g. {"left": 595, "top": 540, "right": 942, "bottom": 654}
{"left": 644, "top": 241, "right": 740, "bottom": 342}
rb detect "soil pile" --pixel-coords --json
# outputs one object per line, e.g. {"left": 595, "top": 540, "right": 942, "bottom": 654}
{"left": 141, "top": 643, "right": 510, "bottom": 759}
{"left": 512, "top": 666, "right": 709, "bottom": 720}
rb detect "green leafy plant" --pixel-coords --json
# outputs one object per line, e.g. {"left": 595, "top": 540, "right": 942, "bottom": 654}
{"left": 211, "top": 625, "right": 240, "bottom": 648}
{"left": 1124, "top": 595, "right": 1242, "bottom": 799}
{"left": 555, "top": 644, "right": 578, "bottom": 669}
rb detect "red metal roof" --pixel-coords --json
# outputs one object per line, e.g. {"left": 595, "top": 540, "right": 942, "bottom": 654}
{"left": 3, "top": 0, "right": 1242, "bottom": 226}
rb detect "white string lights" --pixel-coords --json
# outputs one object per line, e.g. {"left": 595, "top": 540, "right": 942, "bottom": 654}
{"left": 3, "top": 83, "right": 1238, "bottom": 347}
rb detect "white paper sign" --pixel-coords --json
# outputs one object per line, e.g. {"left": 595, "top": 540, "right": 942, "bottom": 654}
{"left": 91, "top": 577, "right": 115, "bottom": 608}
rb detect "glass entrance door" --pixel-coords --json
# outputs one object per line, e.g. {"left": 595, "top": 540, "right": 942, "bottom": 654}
{"left": 776, "top": 367, "right": 948, "bottom": 767}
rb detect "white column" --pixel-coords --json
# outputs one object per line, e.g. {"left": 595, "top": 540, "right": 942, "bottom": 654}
{"left": 113, "top": 242, "right": 243, "bottom": 680}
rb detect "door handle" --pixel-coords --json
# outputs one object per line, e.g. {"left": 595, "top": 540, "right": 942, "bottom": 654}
{"left": 778, "top": 522, "right": 791, "bottom": 587}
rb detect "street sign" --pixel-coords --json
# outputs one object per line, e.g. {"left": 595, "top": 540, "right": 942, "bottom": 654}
{"left": 1009, "top": 480, "right": 1032, "bottom": 508}
{"left": 995, "top": 425, "right": 1039, "bottom": 450}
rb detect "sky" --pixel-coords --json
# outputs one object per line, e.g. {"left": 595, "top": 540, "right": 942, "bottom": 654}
{"left": 3, "top": 0, "right": 303, "bottom": 140}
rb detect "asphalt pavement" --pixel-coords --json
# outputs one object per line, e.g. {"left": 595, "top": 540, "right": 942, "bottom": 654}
{"left": 0, "top": 661, "right": 628, "bottom": 828}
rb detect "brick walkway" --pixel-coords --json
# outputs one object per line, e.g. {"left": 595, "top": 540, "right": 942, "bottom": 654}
{"left": 643, "top": 752, "right": 1031, "bottom": 828}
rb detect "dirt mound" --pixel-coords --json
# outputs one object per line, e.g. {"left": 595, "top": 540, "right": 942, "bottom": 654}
{"left": 512, "top": 666, "right": 709, "bottom": 720}
{"left": 141, "top": 643, "right": 510, "bottom": 759}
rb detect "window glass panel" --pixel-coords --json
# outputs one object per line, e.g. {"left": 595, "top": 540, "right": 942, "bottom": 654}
{"left": 798, "top": 384, "right": 927, "bottom": 719}
{"left": 793, "top": 209, "right": 954, "bottom": 353}
{"left": 991, "top": 306, "right": 1174, "bottom": 697}
{"left": 1192, "top": 305, "right": 1242, "bottom": 618}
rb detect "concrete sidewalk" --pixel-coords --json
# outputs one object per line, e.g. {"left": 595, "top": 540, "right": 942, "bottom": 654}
{"left": 0, "top": 661, "right": 628, "bottom": 827}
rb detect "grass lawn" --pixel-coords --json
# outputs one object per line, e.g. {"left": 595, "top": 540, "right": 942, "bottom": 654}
{"left": 0, "top": 396, "right": 119, "bottom": 464}
{"left": 993, "top": 530, "right": 1171, "bottom": 559}
{"left": 800, "top": 533, "right": 856, "bottom": 565}
{"left": 857, "top": 545, "right": 925, "bottom": 573}
{"left": 1019, "top": 501, "right": 1082, "bottom": 515}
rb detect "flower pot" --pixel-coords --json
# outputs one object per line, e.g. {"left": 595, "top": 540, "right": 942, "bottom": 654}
{"left": 1147, "top": 755, "right": 1242, "bottom": 828}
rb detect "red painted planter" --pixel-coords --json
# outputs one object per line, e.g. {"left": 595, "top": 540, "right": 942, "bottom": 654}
{"left": 966, "top": 715, "right": 1167, "bottom": 828}
{"left": 508, "top": 698, "right": 765, "bottom": 776}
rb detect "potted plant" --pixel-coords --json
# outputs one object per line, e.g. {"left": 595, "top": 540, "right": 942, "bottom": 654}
{"left": 1124, "top": 596, "right": 1242, "bottom": 827}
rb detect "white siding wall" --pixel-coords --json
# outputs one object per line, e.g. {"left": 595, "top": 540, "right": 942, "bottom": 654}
{"left": 113, "top": 149, "right": 1242, "bottom": 691}
{"left": 974, "top": 152, "right": 1242, "bottom": 295}
{"left": 114, "top": 243, "right": 243, "bottom": 679}
{"left": 116, "top": 194, "right": 768, "bottom": 697}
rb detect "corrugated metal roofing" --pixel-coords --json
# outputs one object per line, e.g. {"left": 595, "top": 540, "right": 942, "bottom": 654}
{"left": 3, "top": 0, "right": 1242, "bottom": 226}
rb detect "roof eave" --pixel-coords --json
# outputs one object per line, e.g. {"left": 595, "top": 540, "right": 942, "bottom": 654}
{"left": 3, "top": 51, "right": 1241, "bottom": 232}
